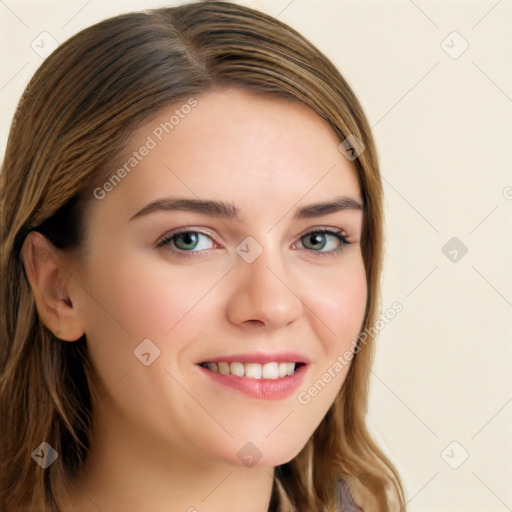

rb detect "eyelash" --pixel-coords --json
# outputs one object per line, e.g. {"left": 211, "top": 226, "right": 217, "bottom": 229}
{"left": 155, "top": 227, "right": 351, "bottom": 259}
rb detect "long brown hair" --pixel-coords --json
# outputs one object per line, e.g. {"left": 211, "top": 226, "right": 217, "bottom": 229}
{"left": 0, "top": 2, "right": 406, "bottom": 510}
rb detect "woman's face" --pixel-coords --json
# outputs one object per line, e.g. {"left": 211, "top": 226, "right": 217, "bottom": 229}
{"left": 69, "top": 87, "right": 367, "bottom": 468}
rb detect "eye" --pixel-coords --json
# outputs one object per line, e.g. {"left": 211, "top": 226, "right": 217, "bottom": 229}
{"left": 156, "top": 229, "right": 215, "bottom": 256}
{"left": 295, "top": 228, "right": 351, "bottom": 257}
{"left": 155, "top": 227, "right": 352, "bottom": 258}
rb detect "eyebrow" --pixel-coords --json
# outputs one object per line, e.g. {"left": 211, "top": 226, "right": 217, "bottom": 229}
{"left": 129, "top": 195, "right": 363, "bottom": 223}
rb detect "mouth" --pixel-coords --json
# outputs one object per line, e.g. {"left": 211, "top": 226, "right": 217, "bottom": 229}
{"left": 199, "top": 361, "right": 307, "bottom": 379}
{"left": 196, "top": 353, "right": 309, "bottom": 399}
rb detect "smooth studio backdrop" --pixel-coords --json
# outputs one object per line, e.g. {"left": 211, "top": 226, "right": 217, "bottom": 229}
{"left": 1, "top": 1, "right": 511, "bottom": 511}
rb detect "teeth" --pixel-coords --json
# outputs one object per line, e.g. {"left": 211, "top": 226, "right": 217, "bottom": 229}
{"left": 218, "top": 362, "right": 230, "bottom": 375}
{"left": 245, "top": 363, "right": 262, "bottom": 379}
{"left": 262, "top": 362, "right": 278, "bottom": 379}
{"left": 206, "top": 362, "right": 218, "bottom": 372}
{"left": 278, "top": 362, "right": 289, "bottom": 378}
{"left": 230, "top": 362, "right": 244, "bottom": 377}
{"left": 203, "top": 361, "right": 299, "bottom": 379}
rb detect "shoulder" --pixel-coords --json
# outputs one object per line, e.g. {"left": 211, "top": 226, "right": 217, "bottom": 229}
{"left": 333, "top": 478, "right": 364, "bottom": 512}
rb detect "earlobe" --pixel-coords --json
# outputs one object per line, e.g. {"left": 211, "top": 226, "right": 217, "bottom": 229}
{"left": 21, "top": 231, "right": 85, "bottom": 342}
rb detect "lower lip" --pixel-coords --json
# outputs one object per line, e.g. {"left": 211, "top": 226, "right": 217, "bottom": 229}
{"left": 198, "top": 364, "right": 308, "bottom": 400}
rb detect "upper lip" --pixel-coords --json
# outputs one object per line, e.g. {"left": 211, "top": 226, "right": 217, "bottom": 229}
{"left": 197, "top": 351, "right": 310, "bottom": 365}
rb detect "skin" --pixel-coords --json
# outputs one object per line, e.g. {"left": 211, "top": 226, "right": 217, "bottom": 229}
{"left": 23, "top": 87, "right": 367, "bottom": 512}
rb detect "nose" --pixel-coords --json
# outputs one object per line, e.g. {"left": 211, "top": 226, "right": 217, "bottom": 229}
{"left": 225, "top": 243, "right": 304, "bottom": 329}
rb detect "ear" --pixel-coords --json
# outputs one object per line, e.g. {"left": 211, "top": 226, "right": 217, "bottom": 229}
{"left": 21, "top": 231, "right": 85, "bottom": 342}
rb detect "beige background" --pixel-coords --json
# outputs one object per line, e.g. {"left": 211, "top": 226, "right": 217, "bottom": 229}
{"left": 1, "top": 1, "right": 511, "bottom": 510}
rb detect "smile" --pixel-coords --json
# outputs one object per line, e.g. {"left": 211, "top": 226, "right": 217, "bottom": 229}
{"left": 199, "top": 361, "right": 305, "bottom": 379}
{"left": 197, "top": 356, "right": 308, "bottom": 400}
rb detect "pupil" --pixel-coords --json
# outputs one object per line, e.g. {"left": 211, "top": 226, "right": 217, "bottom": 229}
{"left": 308, "top": 233, "right": 325, "bottom": 249}
{"left": 178, "top": 232, "right": 197, "bottom": 249}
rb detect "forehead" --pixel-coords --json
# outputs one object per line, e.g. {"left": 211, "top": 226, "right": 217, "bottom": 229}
{"left": 93, "top": 87, "right": 363, "bottom": 225}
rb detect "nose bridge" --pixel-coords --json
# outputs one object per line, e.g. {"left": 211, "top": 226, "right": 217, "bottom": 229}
{"left": 226, "top": 234, "right": 303, "bottom": 328}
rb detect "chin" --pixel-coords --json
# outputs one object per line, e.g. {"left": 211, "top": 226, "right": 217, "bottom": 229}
{"left": 217, "top": 437, "right": 308, "bottom": 469}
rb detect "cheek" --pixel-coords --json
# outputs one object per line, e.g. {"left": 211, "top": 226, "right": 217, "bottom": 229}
{"left": 305, "top": 254, "right": 367, "bottom": 352}
{"left": 81, "top": 249, "right": 220, "bottom": 341}
{"left": 290, "top": 258, "right": 366, "bottom": 444}
{"left": 76, "top": 248, "right": 228, "bottom": 395}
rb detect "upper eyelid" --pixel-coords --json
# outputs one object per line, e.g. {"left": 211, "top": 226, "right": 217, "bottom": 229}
{"left": 161, "top": 225, "right": 349, "bottom": 239}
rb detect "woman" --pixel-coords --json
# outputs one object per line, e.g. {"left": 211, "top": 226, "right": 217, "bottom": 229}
{"left": 0, "top": 1, "right": 406, "bottom": 511}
